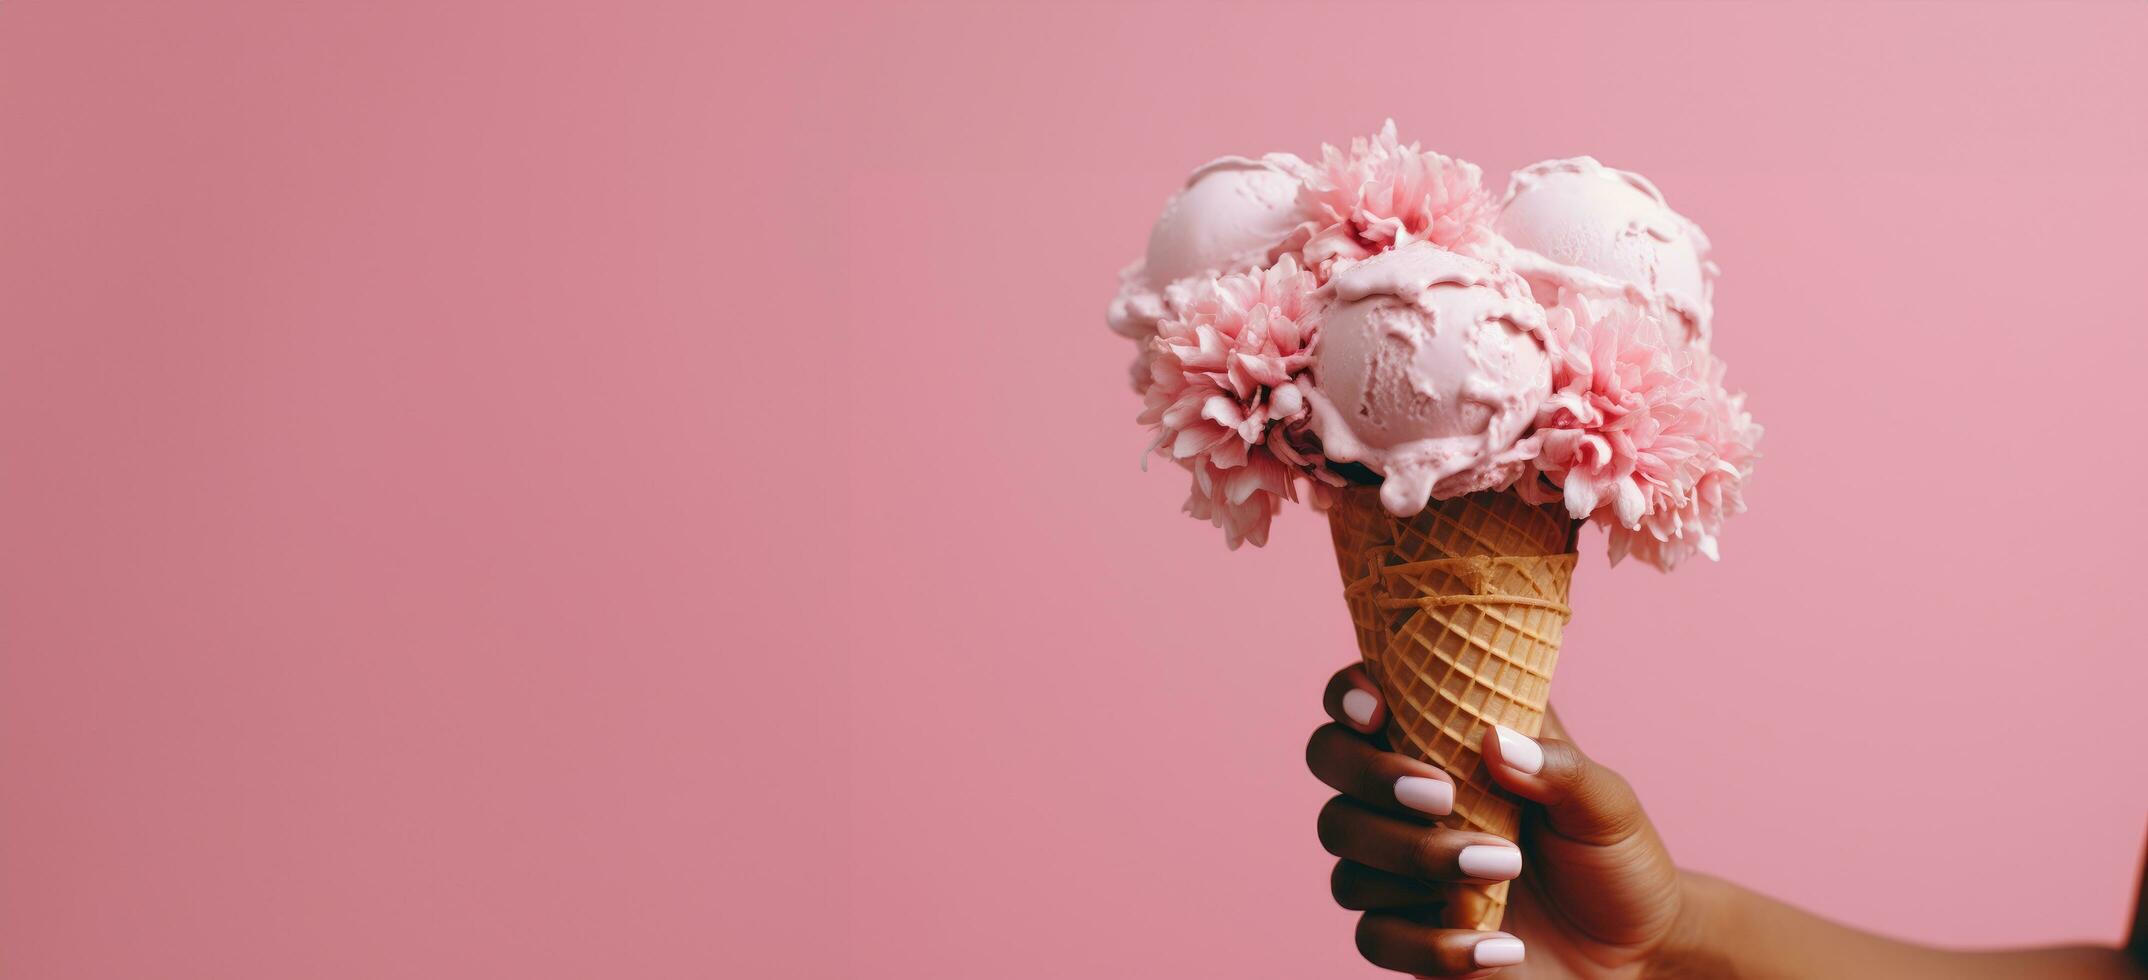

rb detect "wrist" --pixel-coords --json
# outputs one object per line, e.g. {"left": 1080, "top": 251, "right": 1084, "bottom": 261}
{"left": 1648, "top": 870, "right": 1743, "bottom": 980}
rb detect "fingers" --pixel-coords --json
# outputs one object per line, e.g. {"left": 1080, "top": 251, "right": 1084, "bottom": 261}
{"left": 1335, "top": 864, "right": 1529, "bottom": 974}
{"left": 1355, "top": 913, "right": 1526, "bottom": 976}
{"left": 1306, "top": 724, "right": 1457, "bottom": 818}
{"left": 1323, "top": 663, "right": 1384, "bottom": 734}
{"left": 1329, "top": 860, "right": 1442, "bottom": 910}
{"left": 1317, "top": 797, "right": 1524, "bottom": 884}
{"left": 1316, "top": 662, "right": 1455, "bottom": 820}
{"left": 1482, "top": 724, "right": 1648, "bottom": 846}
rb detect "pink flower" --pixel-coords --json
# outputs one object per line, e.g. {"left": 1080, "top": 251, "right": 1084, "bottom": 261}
{"left": 1610, "top": 384, "right": 1760, "bottom": 570}
{"left": 1292, "top": 121, "right": 1498, "bottom": 279}
{"left": 1174, "top": 454, "right": 1283, "bottom": 549}
{"left": 1520, "top": 293, "right": 1760, "bottom": 570}
{"left": 1139, "top": 256, "right": 1344, "bottom": 548}
{"left": 1112, "top": 272, "right": 1200, "bottom": 395}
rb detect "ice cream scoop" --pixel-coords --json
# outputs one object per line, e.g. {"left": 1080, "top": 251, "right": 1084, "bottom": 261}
{"left": 1107, "top": 155, "right": 1309, "bottom": 339}
{"left": 1305, "top": 243, "right": 1551, "bottom": 516}
{"left": 1495, "top": 157, "right": 1715, "bottom": 345}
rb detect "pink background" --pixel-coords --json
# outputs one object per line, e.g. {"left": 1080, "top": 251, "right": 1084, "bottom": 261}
{"left": 3, "top": 2, "right": 2145, "bottom": 977}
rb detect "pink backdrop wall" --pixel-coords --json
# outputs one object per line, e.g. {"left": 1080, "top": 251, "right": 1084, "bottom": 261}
{"left": 3, "top": 2, "right": 2145, "bottom": 977}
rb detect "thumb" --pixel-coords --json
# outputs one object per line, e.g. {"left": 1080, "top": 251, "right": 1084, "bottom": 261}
{"left": 1481, "top": 724, "right": 1648, "bottom": 846}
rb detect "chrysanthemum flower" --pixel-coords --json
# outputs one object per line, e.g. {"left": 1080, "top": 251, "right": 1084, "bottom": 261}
{"left": 1293, "top": 120, "right": 1498, "bottom": 279}
{"left": 1138, "top": 256, "right": 1344, "bottom": 547}
{"left": 1519, "top": 293, "right": 1760, "bottom": 570}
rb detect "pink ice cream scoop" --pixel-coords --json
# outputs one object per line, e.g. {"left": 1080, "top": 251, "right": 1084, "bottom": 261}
{"left": 1305, "top": 243, "right": 1551, "bottom": 517}
{"left": 1495, "top": 157, "right": 1716, "bottom": 345}
{"left": 1107, "top": 155, "right": 1309, "bottom": 339}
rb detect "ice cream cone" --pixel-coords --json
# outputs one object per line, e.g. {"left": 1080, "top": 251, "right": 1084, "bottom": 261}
{"left": 1327, "top": 485, "right": 1578, "bottom": 932}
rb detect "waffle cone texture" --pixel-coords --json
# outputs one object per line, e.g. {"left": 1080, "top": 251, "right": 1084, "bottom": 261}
{"left": 1327, "top": 485, "right": 1578, "bottom": 932}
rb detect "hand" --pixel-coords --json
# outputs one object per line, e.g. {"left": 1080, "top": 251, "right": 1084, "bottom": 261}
{"left": 1309, "top": 664, "right": 1693, "bottom": 978}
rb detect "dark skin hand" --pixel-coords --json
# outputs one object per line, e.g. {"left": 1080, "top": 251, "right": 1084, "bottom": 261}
{"left": 1311, "top": 663, "right": 2148, "bottom": 979}
{"left": 1312, "top": 664, "right": 1688, "bottom": 978}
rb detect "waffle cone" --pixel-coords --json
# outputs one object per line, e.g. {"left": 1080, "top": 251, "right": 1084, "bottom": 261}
{"left": 1327, "top": 485, "right": 1577, "bottom": 932}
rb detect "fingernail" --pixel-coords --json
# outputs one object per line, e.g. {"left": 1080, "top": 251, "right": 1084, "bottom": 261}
{"left": 1493, "top": 725, "right": 1542, "bottom": 775}
{"left": 1393, "top": 776, "right": 1453, "bottom": 816}
{"left": 1473, "top": 935, "right": 1525, "bottom": 967}
{"left": 1457, "top": 845, "right": 1522, "bottom": 881}
{"left": 1342, "top": 688, "right": 1377, "bottom": 728}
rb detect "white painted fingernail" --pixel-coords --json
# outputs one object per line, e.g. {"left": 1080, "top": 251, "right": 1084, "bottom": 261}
{"left": 1493, "top": 725, "right": 1543, "bottom": 775}
{"left": 1457, "top": 845, "right": 1522, "bottom": 881}
{"left": 1473, "top": 935, "right": 1525, "bottom": 967}
{"left": 1393, "top": 776, "right": 1453, "bottom": 816}
{"left": 1342, "top": 688, "right": 1377, "bottom": 728}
